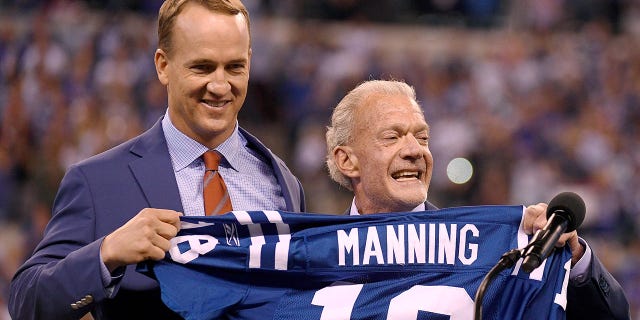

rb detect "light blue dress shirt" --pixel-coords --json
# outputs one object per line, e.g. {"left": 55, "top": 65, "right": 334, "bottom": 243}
{"left": 162, "top": 112, "right": 286, "bottom": 215}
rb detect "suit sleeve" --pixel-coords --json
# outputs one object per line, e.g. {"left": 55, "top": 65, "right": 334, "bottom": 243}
{"left": 9, "top": 165, "right": 110, "bottom": 320}
{"left": 566, "top": 249, "right": 631, "bottom": 320}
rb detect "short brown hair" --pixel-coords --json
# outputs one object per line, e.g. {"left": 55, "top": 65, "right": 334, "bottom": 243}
{"left": 157, "top": 0, "right": 251, "bottom": 56}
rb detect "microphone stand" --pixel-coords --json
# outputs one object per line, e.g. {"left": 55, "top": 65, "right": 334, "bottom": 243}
{"left": 474, "top": 248, "right": 523, "bottom": 320}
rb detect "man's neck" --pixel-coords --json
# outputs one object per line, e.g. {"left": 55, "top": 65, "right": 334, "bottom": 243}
{"left": 350, "top": 197, "right": 425, "bottom": 215}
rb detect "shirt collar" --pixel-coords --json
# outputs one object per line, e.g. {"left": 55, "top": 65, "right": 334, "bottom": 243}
{"left": 162, "top": 110, "right": 241, "bottom": 171}
{"left": 349, "top": 197, "right": 425, "bottom": 215}
{"left": 215, "top": 126, "right": 242, "bottom": 172}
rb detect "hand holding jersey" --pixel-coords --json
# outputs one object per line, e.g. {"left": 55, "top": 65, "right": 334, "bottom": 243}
{"left": 524, "top": 203, "right": 585, "bottom": 266}
{"left": 101, "top": 209, "right": 182, "bottom": 272}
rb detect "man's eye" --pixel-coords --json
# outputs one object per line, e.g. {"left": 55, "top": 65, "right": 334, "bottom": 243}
{"left": 191, "top": 65, "right": 212, "bottom": 73}
{"left": 416, "top": 135, "right": 429, "bottom": 144}
{"left": 228, "top": 64, "right": 246, "bottom": 72}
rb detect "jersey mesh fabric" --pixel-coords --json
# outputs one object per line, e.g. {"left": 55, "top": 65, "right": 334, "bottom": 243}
{"left": 139, "top": 206, "right": 571, "bottom": 320}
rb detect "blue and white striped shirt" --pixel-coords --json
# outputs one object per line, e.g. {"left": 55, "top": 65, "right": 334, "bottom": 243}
{"left": 162, "top": 112, "right": 286, "bottom": 216}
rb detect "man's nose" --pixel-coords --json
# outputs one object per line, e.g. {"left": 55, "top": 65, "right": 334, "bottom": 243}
{"left": 206, "top": 70, "right": 231, "bottom": 95}
{"left": 399, "top": 135, "right": 424, "bottom": 159}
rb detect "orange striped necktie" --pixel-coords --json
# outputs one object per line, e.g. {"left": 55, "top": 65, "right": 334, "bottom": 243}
{"left": 202, "top": 150, "right": 233, "bottom": 215}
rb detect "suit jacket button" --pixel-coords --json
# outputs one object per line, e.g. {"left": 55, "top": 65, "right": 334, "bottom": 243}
{"left": 80, "top": 295, "right": 93, "bottom": 306}
{"left": 598, "top": 275, "right": 610, "bottom": 296}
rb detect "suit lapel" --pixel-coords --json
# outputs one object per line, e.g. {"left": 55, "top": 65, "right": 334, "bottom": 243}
{"left": 239, "top": 127, "right": 302, "bottom": 212}
{"left": 128, "top": 119, "right": 183, "bottom": 212}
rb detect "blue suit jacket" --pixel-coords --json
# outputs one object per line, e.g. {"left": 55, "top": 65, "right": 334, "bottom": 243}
{"left": 9, "top": 119, "right": 305, "bottom": 320}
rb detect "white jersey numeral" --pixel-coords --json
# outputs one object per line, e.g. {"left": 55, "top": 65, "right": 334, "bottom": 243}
{"left": 312, "top": 283, "right": 473, "bottom": 320}
{"left": 169, "top": 235, "right": 218, "bottom": 264}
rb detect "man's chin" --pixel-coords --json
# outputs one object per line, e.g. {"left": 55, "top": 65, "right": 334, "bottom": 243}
{"left": 390, "top": 194, "right": 427, "bottom": 211}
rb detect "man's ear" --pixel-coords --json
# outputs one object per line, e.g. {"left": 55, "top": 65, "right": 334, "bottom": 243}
{"left": 154, "top": 48, "right": 169, "bottom": 85}
{"left": 333, "top": 146, "right": 359, "bottom": 178}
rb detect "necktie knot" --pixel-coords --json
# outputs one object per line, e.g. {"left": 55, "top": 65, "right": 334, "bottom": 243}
{"left": 202, "top": 150, "right": 232, "bottom": 215}
{"left": 203, "top": 150, "right": 222, "bottom": 171}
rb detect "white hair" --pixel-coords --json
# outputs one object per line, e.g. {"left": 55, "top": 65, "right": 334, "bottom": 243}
{"left": 325, "top": 80, "right": 420, "bottom": 190}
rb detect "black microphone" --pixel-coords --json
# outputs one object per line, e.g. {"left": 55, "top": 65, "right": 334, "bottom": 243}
{"left": 521, "top": 192, "right": 586, "bottom": 273}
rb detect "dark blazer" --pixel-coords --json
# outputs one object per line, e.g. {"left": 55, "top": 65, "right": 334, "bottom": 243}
{"left": 9, "top": 118, "right": 305, "bottom": 320}
{"left": 567, "top": 250, "right": 630, "bottom": 320}
{"left": 345, "top": 201, "right": 630, "bottom": 320}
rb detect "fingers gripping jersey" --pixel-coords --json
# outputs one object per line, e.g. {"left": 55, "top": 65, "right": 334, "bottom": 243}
{"left": 139, "top": 206, "right": 571, "bottom": 320}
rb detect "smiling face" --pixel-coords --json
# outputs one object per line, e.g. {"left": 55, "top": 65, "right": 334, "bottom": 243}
{"left": 337, "top": 92, "right": 433, "bottom": 214}
{"left": 154, "top": 3, "right": 251, "bottom": 148}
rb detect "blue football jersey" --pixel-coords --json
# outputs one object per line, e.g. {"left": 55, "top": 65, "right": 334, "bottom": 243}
{"left": 139, "top": 206, "right": 571, "bottom": 320}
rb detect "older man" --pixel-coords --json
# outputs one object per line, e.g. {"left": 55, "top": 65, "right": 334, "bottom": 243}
{"left": 325, "top": 79, "right": 630, "bottom": 319}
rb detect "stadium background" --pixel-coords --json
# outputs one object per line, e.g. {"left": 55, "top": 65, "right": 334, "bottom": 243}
{"left": 0, "top": 0, "right": 639, "bottom": 318}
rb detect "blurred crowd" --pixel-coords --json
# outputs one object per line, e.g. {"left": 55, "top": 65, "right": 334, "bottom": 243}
{"left": 1, "top": 0, "right": 640, "bottom": 318}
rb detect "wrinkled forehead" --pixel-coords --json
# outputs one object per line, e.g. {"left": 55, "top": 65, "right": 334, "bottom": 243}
{"left": 354, "top": 93, "right": 426, "bottom": 126}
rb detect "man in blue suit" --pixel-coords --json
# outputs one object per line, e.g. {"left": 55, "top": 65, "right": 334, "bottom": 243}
{"left": 325, "top": 79, "right": 630, "bottom": 319}
{"left": 9, "top": 1, "right": 304, "bottom": 319}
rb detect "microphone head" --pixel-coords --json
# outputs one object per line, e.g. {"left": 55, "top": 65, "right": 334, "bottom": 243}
{"left": 546, "top": 191, "right": 586, "bottom": 232}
